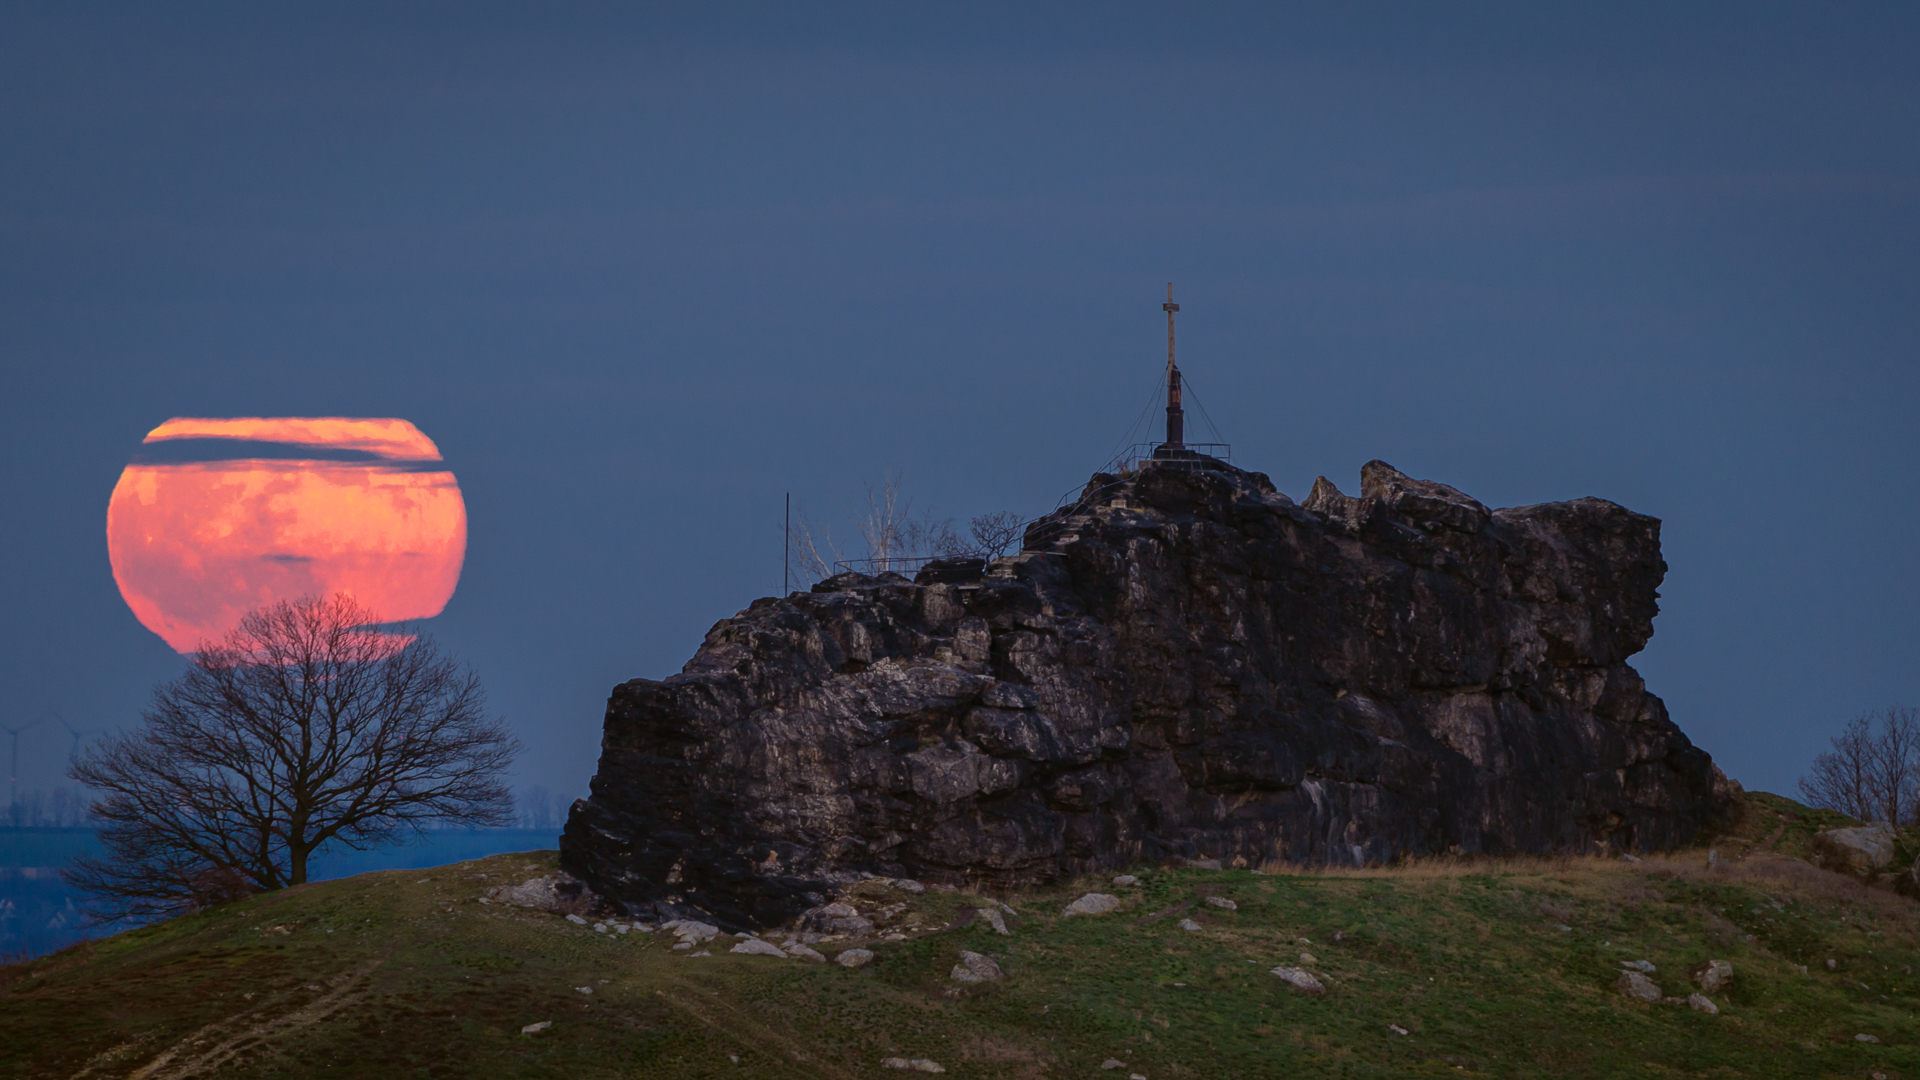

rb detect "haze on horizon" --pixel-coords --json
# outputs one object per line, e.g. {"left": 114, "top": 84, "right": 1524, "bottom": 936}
{"left": 0, "top": 3, "right": 1914, "bottom": 810}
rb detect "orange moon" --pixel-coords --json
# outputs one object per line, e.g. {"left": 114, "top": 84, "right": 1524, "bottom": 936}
{"left": 107, "top": 417, "right": 467, "bottom": 653}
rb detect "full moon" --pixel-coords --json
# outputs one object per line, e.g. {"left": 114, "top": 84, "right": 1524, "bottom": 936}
{"left": 107, "top": 417, "right": 468, "bottom": 653}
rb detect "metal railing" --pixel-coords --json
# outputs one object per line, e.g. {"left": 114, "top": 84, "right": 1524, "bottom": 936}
{"left": 823, "top": 444, "right": 1234, "bottom": 581}
{"left": 830, "top": 555, "right": 956, "bottom": 576}
{"left": 1114, "top": 442, "right": 1231, "bottom": 468}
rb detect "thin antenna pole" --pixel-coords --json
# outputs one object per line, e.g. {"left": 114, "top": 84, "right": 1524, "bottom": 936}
{"left": 1162, "top": 283, "right": 1184, "bottom": 449}
{"left": 784, "top": 493, "right": 790, "bottom": 595}
{"left": 1166, "top": 281, "right": 1176, "bottom": 373}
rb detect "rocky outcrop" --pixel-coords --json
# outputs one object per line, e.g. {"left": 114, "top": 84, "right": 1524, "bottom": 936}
{"left": 1812, "top": 825, "right": 1899, "bottom": 875}
{"left": 562, "top": 458, "right": 1739, "bottom": 929}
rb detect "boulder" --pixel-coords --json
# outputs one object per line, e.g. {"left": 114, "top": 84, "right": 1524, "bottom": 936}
{"left": 950, "top": 950, "right": 1004, "bottom": 983}
{"left": 1271, "top": 966, "right": 1326, "bottom": 994}
{"left": 1690, "top": 959, "right": 1732, "bottom": 993}
{"left": 489, "top": 874, "right": 598, "bottom": 916}
{"left": 1812, "top": 825, "right": 1898, "bottom": 875}
{"left": 729, "top": 937, "right": 789, "bottom": 958}
{"left": 1617, "top": 971, "right": 1662, "bottom": 1002}
{"left": 1064, "top": 893, "right": 1122, "bottom": 917}
{"left": 562, "top": 459, "right": 1739, "bottom": 928}
{"left": 801, "top": 901, "right": 875, "bottom": 937}
{"left": 1687, "top": 993, "right": 1718, "bottom": 1014}
{"left": 834, "top": 948, "right": 875, "bottom": 968}
{"left": 659, "top": 919, "right": 719, "bottom": 945}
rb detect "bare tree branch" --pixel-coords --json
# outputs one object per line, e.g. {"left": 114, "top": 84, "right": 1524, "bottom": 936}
{"left": 66, "top": 594, "right": 520, "bottom": 923}
{"left": 785, "top": 473, "right": 1026, "bottom": 583}
{"left": 967, "top": 510, "right": 1025, "bottom": 559}
{"left": 1799, "top": 705, "right": 1920, "bottom": 824}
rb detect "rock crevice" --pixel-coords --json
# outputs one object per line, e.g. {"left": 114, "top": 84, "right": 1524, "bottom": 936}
{"left": 562, "top": 459, "right": 1738, "bottom": 928}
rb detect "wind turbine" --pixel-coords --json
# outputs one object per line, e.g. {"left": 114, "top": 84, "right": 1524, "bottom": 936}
{"left": 3, "top": 716, "right": 47, "bottom": 814}
{"left": 52, "top": 711, "right": 100, "bottom": 761}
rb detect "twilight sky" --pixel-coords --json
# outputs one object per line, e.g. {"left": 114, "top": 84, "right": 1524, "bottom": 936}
{"left": 2, "top": 3, "right": 1915, "bottom": 805}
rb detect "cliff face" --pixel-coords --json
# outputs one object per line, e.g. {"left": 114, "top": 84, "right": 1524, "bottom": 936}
{"left": 561, "top": 459, "right": 1738, "bottom": 929}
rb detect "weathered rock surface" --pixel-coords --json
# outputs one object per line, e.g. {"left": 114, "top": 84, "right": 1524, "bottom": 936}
{"left": 1272, "top": 966, "right": 1327, "bottom": 994}
{"left": 1617, "top": 970, "right": 1663, "bottom": 1002}
{"left": 563, "top": 458, "right": 1738, "bottom": 928}
{"left": 1691, "top": 958, "right": 1733, "bottom": 994}
{"left": 730, "top": 937, "right": 789, "bottom": 958}
{"left": 950, "top": 950, "right": 1004, "bottom": 983}
{"left": 1064, "top": 893, "right": 1122, "bottom": 917}
{"left": 487, "top": 873, "right": 600, "bottom": 916}
{"left": 1812, "top": 825, "right": 1898, "bottom": 874}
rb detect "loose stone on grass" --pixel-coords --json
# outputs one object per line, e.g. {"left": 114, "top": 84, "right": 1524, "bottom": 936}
{"left": 1692, "top": 959, "right": 1733, "bottom": 993}
{"left": 1620, "top": 959, "right": 1656, "bottom": 973}
{"left": 1616, "top": 971, "right": 1662, "bottom": 1002}
{"left": 835, "top": 948, "right": 875, "bottom": 968}
{"left": 1857, "top": 1034, "right": 1881, "bottom": 1043}
{"left": 982, "top": 908, "right": 1010, "bottom": 935}
{"left": 1687, "top": 993, "right": 1719, "bottom": 1014}
{"left": 950, "top": 950, "right": 1004, "bottom": 983}
{"left": 1204, "top": 896, "right": 1237, "bottom": 911}
{"left": 880, "top": 1057, "right": 946, "bottom": 1072}
{"left": 661, "top": 919, "right": 720, "bottom": 946}
{"left": 785, "top": 942, "right": 827, "bottom": 962}
{"left": 1270, "top": 966, "right": 1326, "bottom": 994}
{"left": 1100, "top": 1060, "right": 1127, "bottom": 1070}
{"left": 731, "top": 937, "right": 790, "bottom": 958}
{"left": 1112, "top": 875, "right": 1139, "bottom": 887}
{"left": 1177, "top": 919, "right": 1202, "bottom": 932}
{"left": 520, "top": 1021, "right": 552, "bottom": 1035}
{"left": 1064, "top": 893, "right": 1122, "bottom": 917}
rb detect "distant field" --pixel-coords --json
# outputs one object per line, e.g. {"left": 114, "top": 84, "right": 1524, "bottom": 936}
{"left": 0, "top": 828, "right": 560, "bottom": 960}
{"left": 5, "top": 794, "right": 1920, "bottom": 1079}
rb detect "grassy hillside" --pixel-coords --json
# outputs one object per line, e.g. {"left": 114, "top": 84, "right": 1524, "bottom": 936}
{"left": 6, "top": 795, "right": 1920, "bottom": 1079}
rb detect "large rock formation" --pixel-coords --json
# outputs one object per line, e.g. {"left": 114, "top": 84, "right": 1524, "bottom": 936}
{"left": 562, "top": 458, "right": 1739, "bottom": 929}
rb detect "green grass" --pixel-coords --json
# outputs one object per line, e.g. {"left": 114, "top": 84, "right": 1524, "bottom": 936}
{"left": 7, "top": 796, "right": 1920, "bottom": 1078}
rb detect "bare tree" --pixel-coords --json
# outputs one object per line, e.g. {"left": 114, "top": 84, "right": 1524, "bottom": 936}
{"left": 788, "top": 504, "right": 843, "bottom": 584}
{"left": 967, "top": 510, "right": 1025, "bottom": 559}
{"left": 1799, "top": 705, "right": 1920, "bottom": 824}
{"left": 855, "top": 472, "right": 918, "bottom": 565}
{"left": 518, "top": 785, "right": 565, "bottom": 831}
{"left": 67, "top": 594, "right": 520, "bottom": 922}
{"left": 785, "top": 472, "right": 1026, "bottom": 584}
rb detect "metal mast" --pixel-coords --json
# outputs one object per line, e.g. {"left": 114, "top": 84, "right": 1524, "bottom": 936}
{"left": 1162, "top": 283, "right": 1184, "bottom": 449}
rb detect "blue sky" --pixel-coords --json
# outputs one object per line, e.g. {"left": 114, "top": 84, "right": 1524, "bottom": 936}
{"left": 2, "top": 2, "right": 1915, "bottom": 803}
